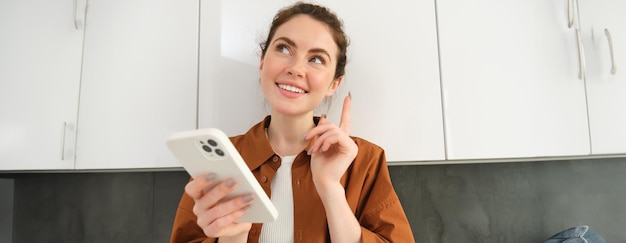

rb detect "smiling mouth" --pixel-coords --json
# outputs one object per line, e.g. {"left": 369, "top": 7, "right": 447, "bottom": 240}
{"left": 277, "top": 83, "right": 307, "bottom": 94}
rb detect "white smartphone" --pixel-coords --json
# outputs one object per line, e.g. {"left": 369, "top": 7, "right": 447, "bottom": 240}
{"left": 166, "top": 128, "right": 278, "bottom": 223}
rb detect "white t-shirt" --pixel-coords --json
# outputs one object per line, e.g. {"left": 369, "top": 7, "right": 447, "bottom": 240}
{"left": 259, "top": 155, "right": 295, "bottom": 243}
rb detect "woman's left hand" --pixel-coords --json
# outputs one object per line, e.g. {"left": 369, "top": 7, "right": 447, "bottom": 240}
{"left": 305, "top": 94, "right": 358, "bottom": 191}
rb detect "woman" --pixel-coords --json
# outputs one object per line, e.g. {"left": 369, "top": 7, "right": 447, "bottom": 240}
{"left": 170, "top": 2, "right": 414, "bottom": 242}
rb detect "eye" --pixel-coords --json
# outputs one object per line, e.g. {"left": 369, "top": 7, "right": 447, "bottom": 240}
{"left": 276, "top": 44, "right": 290, "bottom": 54}
{"left": 309, "top": 56, "right": 325, "bottom": 64}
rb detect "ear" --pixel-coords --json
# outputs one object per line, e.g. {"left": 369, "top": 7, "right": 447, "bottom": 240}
{"left": 325, "top": 76, "right": 343, "bottom": 96}
{"left": 259, "top": 55, "right": 265, "bottom": 71}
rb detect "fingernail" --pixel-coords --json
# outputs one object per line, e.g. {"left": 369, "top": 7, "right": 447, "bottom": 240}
{"left": 242, "top": 194, "right": 254, "bottom": 203}
{"left": 204, "top": 173, "right": 216, "bottom": 181}
{"left": 307, "top": 147, "right": 313, "bottom": 155}
{"left": 225, "top": 178, "right": 236, "bottom": 187}
{"left": 202, "top": 183, "right": 217, "bottom": 193}
{"left": 301, "top": 133, "right": 308, "bottom": 141}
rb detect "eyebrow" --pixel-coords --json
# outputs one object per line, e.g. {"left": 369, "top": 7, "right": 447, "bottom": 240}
{"left": 273, "top": 37, "right": 332, "bottom": 62}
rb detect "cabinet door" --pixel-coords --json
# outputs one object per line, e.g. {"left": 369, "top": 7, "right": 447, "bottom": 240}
{"left": 74, "top": 0, "right": 198, "bottom": 169}
{"left": 578, "top": 0, "right": 626, "bottom": 155}
{"left": 438, "top": 0, "right": 590, "bottom": 160}
{"left": 0, "top": 0, "right": 84, "bottom": 170}
{"left": 199, "top": 0, "right": 445, "bottom": 162}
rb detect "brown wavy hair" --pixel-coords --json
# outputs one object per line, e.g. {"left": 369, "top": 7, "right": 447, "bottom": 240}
{"left": 260, "top": 2, "right": 349, "bottom": 80}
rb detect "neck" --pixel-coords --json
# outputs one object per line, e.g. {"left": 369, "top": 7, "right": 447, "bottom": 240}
{"left": 267, "top": 112, "right": 315, "bottom": 156}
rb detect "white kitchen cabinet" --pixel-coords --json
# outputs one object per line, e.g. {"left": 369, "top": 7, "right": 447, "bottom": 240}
{"left": 437, "top": 0, "right": 591, "bottom": 160}
{"left": 0, "top": 0, "right": 85, "bottom": 170}
{"left": 74, "top": 0, "right": 199, "bottom": 169}
{"left": 578, "top": 0, "right": 626, "bottom": 155}
{"left": 199, "top": 0, "right": 445, "bottom": 162}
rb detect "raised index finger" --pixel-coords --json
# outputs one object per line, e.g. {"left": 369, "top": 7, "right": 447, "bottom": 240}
{"left": 339, "top": 92, "right": 352, "bottom": 134}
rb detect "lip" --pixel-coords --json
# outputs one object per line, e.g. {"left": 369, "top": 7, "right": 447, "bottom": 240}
{"left": 276, "top": 82, "right": 307, "bottom": 98}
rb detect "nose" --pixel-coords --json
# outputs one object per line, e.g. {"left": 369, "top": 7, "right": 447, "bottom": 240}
{"left": 286, "top": 59, "right": 305, "bottom": 78}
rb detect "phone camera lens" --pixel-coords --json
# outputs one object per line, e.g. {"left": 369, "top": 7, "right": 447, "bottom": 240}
{"left": 215, "top": 149, "right": 224, "bottom": 156}
{"left": 207, "top": 139, "right": 218, "bottom": 147}
{"left": 202, "top": 145, "right": 212, "bottom": 153}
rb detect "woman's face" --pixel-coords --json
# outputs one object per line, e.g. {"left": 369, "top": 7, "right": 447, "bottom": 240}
{"left": 259, "top": 14, "right": 342, "bottom": 117}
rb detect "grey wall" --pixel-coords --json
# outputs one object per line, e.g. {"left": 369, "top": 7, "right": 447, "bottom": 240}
{"left": 0, "top": 178, "right": 14, "bottom": 243}
{"left": 6, "top": 158, "right": 625, "bottom": 242}
{"left": 391, "top": 159, "right": 623, "bottom": 242}
{"left": 9, "top": 172, "right": 189, "bottom": 243}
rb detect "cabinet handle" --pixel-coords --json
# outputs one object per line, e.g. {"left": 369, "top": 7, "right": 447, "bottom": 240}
{"left": 73, "top": 0, "right": 85, "bottom": 30}
{"left": 61, "top": 122, "right": 67, "bottom": 160}
{"left": 576, "top": 29, "right": 586, "bottom": 80}
{"left": 568, "top": 0, "right": 574, "bottom": 28}
{"left": 605, "top": 28, "right": 617, "bottom": 75}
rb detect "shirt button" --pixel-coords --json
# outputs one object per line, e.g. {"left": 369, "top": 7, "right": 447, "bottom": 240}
{"left": 272, "top": 156, "right": 279, "bottom": 162}
{"left": 250, "top": 229, "right": 256, "bottom": 234}
{"left": 261, "top": 176, "right": 268, "bottom": 183}
{"left": 296, "top": 178, "right": 301, "bottom": 186}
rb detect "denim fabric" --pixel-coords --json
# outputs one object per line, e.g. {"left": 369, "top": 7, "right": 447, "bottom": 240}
{"left": 543, "top": 225, "right": 606, "bottom": 243}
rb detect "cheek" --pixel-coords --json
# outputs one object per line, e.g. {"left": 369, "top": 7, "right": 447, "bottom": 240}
{"left": 312, "top": 72, "right": 336, "bottom": 90}
{"left": 259, "top": 63, "right": 284, "bottom": 92}
{"left": 260, "top": 58, "right": 283, "bottom": 78}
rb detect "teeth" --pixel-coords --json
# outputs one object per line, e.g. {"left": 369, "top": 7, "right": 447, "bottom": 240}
{"left": 278, "top": 84, "right": 305, "bottom": 93}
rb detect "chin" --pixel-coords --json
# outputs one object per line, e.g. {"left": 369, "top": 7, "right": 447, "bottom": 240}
{"left": 271, "top": 106, "right": 310, "bottom": 117}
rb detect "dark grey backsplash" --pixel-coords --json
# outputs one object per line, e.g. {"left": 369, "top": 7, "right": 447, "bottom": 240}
{"left": 0, "top": 178, "right": 14, "bottom": 243}
{"left": 5, "top": 171, "right": 189, "bottom": 243}
{"left": 4, "top": 158, "right": 625, "bottom": 242}
{"left": 390, "top": 159, "right": 624, "bottom": 242}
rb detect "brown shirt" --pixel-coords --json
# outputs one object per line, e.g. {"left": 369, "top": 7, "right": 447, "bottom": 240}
{"left": 170, "top": 116, "right": 415, "bottom": 243}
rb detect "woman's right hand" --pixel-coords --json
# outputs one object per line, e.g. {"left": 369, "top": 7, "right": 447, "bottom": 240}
{"left": 185, "top": 173, "right": 253, "bottom": 241}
